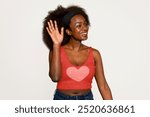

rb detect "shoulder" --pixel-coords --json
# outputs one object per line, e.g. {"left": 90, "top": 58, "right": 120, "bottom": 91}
{"left": 91, "top": 47, "right": 101, "bottom": 57}
{"left": 91, "top": 47, "right": 102, "bottom": 63}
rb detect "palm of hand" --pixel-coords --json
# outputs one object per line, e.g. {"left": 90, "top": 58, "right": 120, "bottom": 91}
{"left": 46, "top": 20, "right": 64, "bottom": 45}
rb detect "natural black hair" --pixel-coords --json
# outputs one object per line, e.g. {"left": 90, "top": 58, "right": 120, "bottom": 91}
{"left": 42, "top": 5, "right": 90, "bottom": 50}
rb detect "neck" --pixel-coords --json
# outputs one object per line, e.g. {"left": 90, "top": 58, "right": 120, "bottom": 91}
{"left": 67, "top": 39, "right": 83, "bottom": 51}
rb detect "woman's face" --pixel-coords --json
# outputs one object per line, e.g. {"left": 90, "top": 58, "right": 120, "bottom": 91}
{"left": 68, "top": 14, "right": 89, "bottom": 41}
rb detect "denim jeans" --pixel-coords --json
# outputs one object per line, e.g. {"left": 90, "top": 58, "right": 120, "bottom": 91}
{"left": 53, "top": 90, "right": 94, "bottom": 100}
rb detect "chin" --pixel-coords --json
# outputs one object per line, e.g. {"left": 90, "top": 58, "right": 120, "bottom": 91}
{"left": 83, "top": 36, "right": 88, "bottom": 40}
{"left": 75, "top": 36, "right": 88, "bottom": 41}
{"left": 81, "top": 38, "right": 88, "bottom": 41}
{"left": 81, "top": 36, "right": 88, "bottom": 40}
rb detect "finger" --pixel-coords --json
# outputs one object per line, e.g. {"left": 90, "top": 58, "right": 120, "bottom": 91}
{"left": 47, "top": 21, "right": 53, "bottom": 32}
{"left": 50, "top": 20, "right": 55, "bottom": 30}
{"left": 61, "top": 27, "right": 64, "bottom": 38}
{"left": 46, "top": 27, "right": 51, "bottom": 35}
{"left": 54, "top": 20, "right": 58, "bottom": 31}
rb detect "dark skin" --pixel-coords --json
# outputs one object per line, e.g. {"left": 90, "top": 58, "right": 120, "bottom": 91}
{"left": 46, "top": 14, "right": 113, "bottom": 99}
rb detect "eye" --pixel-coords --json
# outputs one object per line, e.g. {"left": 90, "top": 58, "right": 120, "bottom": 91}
{"left": 75, "top": 24, "right": 82, "bottom": 28}
{"left": 84, "top": 22, "right": 88, "bottom": 27}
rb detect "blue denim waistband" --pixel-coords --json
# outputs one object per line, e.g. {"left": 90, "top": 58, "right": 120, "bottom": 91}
{"left": 53, "top": 90, "right": 94, "bottom": 100}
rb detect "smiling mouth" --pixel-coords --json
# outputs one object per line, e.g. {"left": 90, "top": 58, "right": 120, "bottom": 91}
{"left": 80, "top": 32, "right": 88, "bottom": 36}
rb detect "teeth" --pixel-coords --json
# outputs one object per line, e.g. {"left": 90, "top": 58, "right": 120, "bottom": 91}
{"left": 81, "top": 32, "right": 87, "bottom": 34}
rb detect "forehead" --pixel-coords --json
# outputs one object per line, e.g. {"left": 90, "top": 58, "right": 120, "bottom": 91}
{"left": 70, "top": 14, "right": 86, "bottom": 24}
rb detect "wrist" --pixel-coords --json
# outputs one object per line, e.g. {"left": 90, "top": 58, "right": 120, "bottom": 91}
{"left": 53, "top": 44, "right": 61, "bottom": 48}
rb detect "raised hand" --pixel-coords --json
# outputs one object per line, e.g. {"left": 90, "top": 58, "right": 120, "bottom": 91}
{"left": 46, "top": 20, "right": 64, "bottom": 45}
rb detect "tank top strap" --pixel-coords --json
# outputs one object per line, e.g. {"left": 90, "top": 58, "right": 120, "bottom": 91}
{"left": 60, "top": 46, "right": 68, "bottom": 63}
{"left": 86, "top": 47, "right": 95, "bottom": 65}
{"left": 89, "top": 47, "right": 92, "bottom": 53}
{"left": 89, "top": 47, "right": 93, "bottom": 57}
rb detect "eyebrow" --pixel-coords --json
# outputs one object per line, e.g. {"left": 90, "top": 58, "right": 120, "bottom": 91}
{"left": 74, "top": 20, "right": 87, "bottom": 24}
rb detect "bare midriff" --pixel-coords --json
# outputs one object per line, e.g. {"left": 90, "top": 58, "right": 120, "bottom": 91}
{"left": 57, "top": 89, "right": 91, "bottom": 96}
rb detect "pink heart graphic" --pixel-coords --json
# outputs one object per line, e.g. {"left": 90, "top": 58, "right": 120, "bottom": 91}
{"left": 66, "top": 66, "right": 89, "bottom": 82}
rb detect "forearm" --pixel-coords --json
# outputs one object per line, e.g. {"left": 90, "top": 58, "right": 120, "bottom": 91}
{"left": 100, "top": 85, "right": 113, "bottom": 100}
{"left": 49, "top": 44, "right": 62, "bottom": 82}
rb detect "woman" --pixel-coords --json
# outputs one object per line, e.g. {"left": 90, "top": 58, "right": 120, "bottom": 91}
{"left": 42, "top": 5, "right": 113, "bottom": 100}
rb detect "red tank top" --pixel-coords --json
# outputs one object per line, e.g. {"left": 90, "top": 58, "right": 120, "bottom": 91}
{"left": 57, "top": 46, "right": 96, "bottom": 90}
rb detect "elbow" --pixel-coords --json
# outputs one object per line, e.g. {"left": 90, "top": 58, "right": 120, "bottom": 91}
{"left": 49, "top": 72, "right": 61, "bottom": 82}
{"left": 51, "top": 77, "right": 60, "bottom": 82}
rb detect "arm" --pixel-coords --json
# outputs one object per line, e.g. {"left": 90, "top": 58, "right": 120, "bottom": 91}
{"left": 93, "top": 49, "right": 113, "bottom": 100}
{"left": 49, "top": 45, "right": 61, "bottom": 82}
{"left": 46, "top": 20, "right": 64, "bottom": 82}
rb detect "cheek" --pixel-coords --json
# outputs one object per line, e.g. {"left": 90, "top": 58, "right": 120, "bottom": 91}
{"left": 75, "top": 28, "right": 82, "bottom": 34}
{"left": 71, "top": 29, "right": 80, "bottom": 35}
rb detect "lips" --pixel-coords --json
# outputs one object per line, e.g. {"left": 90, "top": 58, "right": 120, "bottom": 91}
{"left": 80, "top": 32, "right": 88, "bottom": 37}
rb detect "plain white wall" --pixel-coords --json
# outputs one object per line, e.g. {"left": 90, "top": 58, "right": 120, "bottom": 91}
{"left": 0, "top": 0, "right": 150, "bottom": 100}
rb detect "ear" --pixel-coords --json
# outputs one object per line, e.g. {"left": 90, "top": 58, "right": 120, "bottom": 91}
{"left": 66, "top": 29, "right": 72, "bottom": 36}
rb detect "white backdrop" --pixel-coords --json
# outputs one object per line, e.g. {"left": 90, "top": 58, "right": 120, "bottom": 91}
{"left": 0, "top": 0, "right": 150, "bottom": 100}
